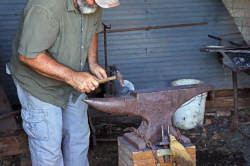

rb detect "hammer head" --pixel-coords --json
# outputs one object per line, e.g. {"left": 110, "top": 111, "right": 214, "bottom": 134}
{"left": 115, "top": 69, "right": 124, "bottom": 87}
{"left": 109, "top": 65, "right": 124, "bottom": 87}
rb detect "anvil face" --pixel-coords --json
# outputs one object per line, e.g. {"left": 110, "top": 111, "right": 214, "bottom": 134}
{"left": 84, "top": 84, "right": 212, "bottom": 150}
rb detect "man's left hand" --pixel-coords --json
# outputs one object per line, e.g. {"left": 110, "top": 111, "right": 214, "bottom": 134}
{"left": 89, "top": 63, "right": 107, "bottom": 80}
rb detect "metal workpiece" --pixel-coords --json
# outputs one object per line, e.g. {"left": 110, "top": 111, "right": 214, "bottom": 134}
{"left": 83, "top": 84, "right": 212, "bottom": 150}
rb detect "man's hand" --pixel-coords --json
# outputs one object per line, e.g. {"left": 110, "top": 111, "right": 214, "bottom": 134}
{"left": 19, "top": 53, "right": 99, "bottom": 93}
{"left": 89, "top": 63, "right": 107, "bottom": 80}
{"left": 69, "top": 72, "right": 99, "bottom": 93}
{"left": 87, "top": 34, "right": 107, "bottom": 80}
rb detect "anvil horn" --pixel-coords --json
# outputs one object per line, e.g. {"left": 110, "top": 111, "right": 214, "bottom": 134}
{"left": 83, "top": 97, "right": 138, "bottom": 116}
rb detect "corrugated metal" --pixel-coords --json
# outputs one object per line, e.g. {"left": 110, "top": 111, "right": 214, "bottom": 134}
{"left": 0, "top": 0, "right": 249, "bottom": 104}
{"left": 98, "top": 0, "right": 250, "bottom": 90}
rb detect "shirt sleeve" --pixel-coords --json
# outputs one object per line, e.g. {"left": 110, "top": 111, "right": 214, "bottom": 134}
{"left": 96, "top": 8, "right": 103, "bottom": 34}
{"left": 18, "top": 6, "right": 59, "bottom": 58}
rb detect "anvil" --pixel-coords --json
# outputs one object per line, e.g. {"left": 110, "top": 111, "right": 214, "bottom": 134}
{"left": 84, "top": 84, "right": 212, "bottom": 150}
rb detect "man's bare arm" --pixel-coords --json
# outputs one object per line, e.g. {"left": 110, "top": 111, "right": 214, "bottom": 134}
{"left": 19, "top": 53, "right": 99, "bottom": 93}
{"left": 88, "top": 34, "right": 107, "bottom": 79}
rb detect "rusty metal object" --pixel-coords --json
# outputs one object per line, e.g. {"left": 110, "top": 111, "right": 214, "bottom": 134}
{"left": 125, "top": 127, "right": 161, "bottom": 165}
{"left": 0, "top": 85, "right": 18, "bottom": 134}
{"left": 84, "top": 84, "right": 212, "bottom": 150}
{"left": 100, "top": 22, "right": 208, "bottom": 34}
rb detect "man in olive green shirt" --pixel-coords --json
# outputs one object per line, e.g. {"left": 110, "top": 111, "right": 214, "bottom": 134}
{"left": 7, "top": 0, "right": 120, "bottom": 165}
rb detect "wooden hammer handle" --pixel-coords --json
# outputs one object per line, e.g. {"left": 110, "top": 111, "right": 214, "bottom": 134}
{"left": 98, "top": 76, "right": 116, "bottom": 84}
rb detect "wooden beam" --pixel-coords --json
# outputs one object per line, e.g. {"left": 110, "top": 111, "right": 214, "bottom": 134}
{"left": 0, "top": 86, "right": 18, "bottom": 133}
{"left": 206, "top": 96, "right": 250, "bottom": 112}
{"left": 0, "top": 132, "right": 29, "bottom": 158}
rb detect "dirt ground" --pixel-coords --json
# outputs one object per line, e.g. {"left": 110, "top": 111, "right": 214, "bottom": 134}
{"left": 194, "top": 116, "right": 250, "bottom": 166}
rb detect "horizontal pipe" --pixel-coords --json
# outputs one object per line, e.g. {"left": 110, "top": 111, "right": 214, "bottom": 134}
{"left": 0, "top": 110, "right": 20, "bottom": 120}
{"left": 96, "top": 138, "right": 117, "bottom": 142}
{"left": 99, "top": 22, "right": 208, "bottom": 34}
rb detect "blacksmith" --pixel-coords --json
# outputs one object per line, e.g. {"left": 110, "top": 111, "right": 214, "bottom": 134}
{"left": 6, "top": 0, "right": 119, "bottom": 165}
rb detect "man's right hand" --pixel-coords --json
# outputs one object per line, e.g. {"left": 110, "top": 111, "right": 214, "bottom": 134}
{"left": 19, "top": 53, "right": 99, "bottom": 93}
{"left": 68, "top": 72, "right": 99, "bottom": 93}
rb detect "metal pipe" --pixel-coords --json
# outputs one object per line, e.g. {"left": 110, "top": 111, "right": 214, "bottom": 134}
{"left": 100, "top": 22, "right": 208, "bottom": 34}
{"left": 102, "top": 23, "right": 111, "bottom": 71}
{"left": 232, "top": 71, "right": 239, "bottom": 130}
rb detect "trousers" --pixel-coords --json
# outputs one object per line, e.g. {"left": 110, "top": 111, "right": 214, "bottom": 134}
{"left": 14, "top": 80, "right": 90, "bottom": 166}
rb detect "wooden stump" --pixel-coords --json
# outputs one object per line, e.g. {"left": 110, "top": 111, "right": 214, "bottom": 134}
{"left": 118, "top": 137, "right": 196, "bottom": 166}
{"left": 0, "top": 132, "right": 29, "bottom": 158}
{"left": 0, "top": 85, "right": 18, "bottom": 133}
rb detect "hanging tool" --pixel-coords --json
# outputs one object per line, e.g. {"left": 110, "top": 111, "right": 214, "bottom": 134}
{"left": 208, "top": 34, "right": 243, "bottom": 47}
{"left": 102, "top": 23, "right": 111, "bottom": 72}
{"left": 101, "top": 23, "right": 113, "bottom": 95}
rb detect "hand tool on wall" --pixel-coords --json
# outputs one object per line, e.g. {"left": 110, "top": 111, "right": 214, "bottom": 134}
{"left": 102, "top": 23, "right": 111, "bottom": 72}
{"left": 101, "top": 24, "right": 134, "bottom": 96}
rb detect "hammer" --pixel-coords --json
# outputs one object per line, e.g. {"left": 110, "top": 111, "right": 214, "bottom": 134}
{"left": 97, "top": 69, "right": 124, "bottom": 87}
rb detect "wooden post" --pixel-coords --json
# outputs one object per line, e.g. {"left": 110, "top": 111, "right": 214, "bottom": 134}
{"left": 118, "top": 137, "right": 196, "bottom": 166}
{"left": 0, "top": 86, "right": 18, "bottom": 133}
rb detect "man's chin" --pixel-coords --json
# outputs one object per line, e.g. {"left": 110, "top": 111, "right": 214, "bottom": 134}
{"left": 79, "top": 7, "right": 97, "bottom": 14}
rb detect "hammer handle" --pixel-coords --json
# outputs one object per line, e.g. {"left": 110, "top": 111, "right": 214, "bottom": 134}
{"left": 98, "top": 76, "right": 116, "bottom": 84}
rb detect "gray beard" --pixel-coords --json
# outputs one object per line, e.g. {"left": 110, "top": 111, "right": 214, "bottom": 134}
{"left": 77, "top": 0, "right": 98, "bottom": 14}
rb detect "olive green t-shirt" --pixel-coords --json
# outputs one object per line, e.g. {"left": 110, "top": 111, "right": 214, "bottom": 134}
{"left": 7, "top": 0, "right": 103, "bottom": 107}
